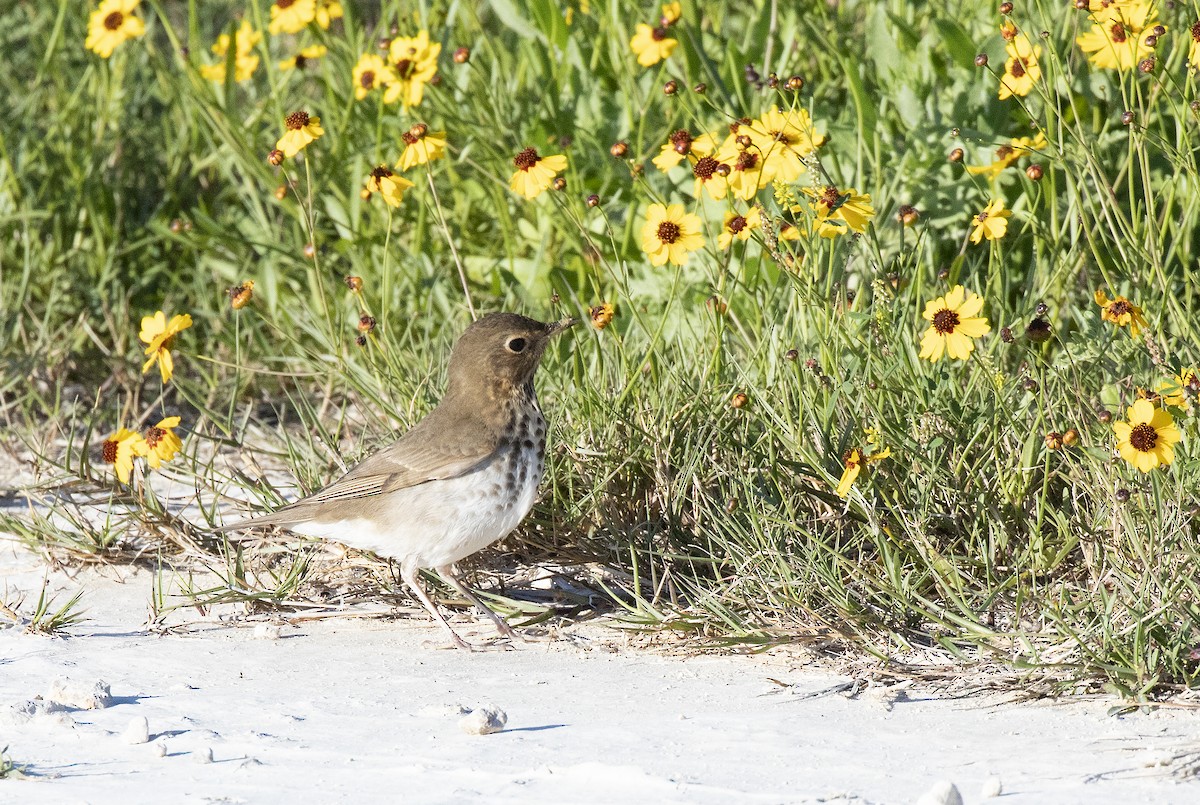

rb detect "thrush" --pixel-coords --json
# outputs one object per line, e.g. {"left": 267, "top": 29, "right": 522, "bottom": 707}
{"left": 217, "top": 312, "right": 576, "bottom": 649}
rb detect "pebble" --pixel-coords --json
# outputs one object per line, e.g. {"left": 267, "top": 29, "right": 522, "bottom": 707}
{"left": 980, "top": 776, "right": 1003, "bottom": 798}
{"left": 459, "top": 705, "right": 508, "bottom": 735}
{"left": 914, "top": 780, "right": 963, "bottom": 805}
{"left": 45, "top": 678, "right": 113, "bottom": 710}
{"left": 253, "top": 623, "right": 283, "bottom": 640}
{"left": 195, "top": 746, "right": 214, "bottom": 764}
{"left": 122, "top": 715, "right": 150, "bottom": 744}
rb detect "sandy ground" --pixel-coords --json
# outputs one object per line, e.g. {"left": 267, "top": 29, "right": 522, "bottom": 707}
{"left": 2, "top": 541, "right": 1200, "bottom": 804}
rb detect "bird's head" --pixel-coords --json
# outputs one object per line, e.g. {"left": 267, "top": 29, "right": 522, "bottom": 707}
{"left": 445, "top": 312, "right": 576, "bottom": 401}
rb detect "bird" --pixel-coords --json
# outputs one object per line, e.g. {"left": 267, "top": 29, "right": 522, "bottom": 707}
{"left": 217, "top": 312, "right": 576, "bottom": 649}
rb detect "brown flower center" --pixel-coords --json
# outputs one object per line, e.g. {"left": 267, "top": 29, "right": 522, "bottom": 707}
{"left": 1109, "top": 300, "right": 1132, "bottom": 317}
{"left": 394, "top": 58, "right": 415, "bottom": 78}
{"left": 656, "top": 220, "right": 681, "bottom": 244}
{"left": 735, "top": 151, "right": 758, "bottom": 171}
{"left": 104, "top": 11, "right": 124, "bottom": 30}
{"left": 513, "top": 147, "right": 539, "bottom": 171}
{"left": 820, "top": 186, "right": 841, "bottom": 206}
{"left": 669, "top": 129, "right": 692, "bottom": 155}
{"left": 1129, "top": 422, "right": 1158, "bottom": 452}
{"left": 276, "top": 0, "right": 296, "bottom": 9}
{"left": 693, "top": 156, "right": 719, "bottom": 180}
{"left": 371, "top": 165, "right": 394, "bottom": 180}
{"left": 1011, "top": 59, "right": 1026, "bottom": 78}
{"left": 995, "top": 145, "right": 1014, "bottom": 160}
{"left": 285, "top": 111, "right": 310, "bottom": 130}
{"left": 145, "top": 427, "right": 167, "bottom": 449}
{"left": 727, "top": 215, "right": 748, "bottom": 235}
{"left": 1110, "top": 22, "right": 1126, "bottom": 43}
{"left": 295, "top": 55, "right": 308, "bottom": 69}
{"left": 651, "top": 26, "right": 669, "bottom": 41}
{"left": 102, "top": 439, "right": 119, "bottom": 463}
{"left": 977, "top": 211, "right": 989, "bottom": 223}
{"left": 1192, "top": 21, "right": 1200, "bottom": 43}
{"left": 932, "top": 308, "right": 960, "bottom": 335}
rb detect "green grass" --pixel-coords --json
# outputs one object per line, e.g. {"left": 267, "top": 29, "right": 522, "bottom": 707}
{"left": 4, "top": 0, "right": 1200, "bottom": 696}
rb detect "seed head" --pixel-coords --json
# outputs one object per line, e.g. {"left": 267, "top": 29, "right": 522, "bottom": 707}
{"left": 1116, "top": 488, "right": 1131, "bottom": 503}
{"left": 897, "top": 204, "right": 919, "bottom": 226}
{"left": 1045, "top": 432, "right": 1063, "bottom": 451}
{"left": 1022, "top": 377, "right": 1038, "bottom": 392}
{"left": 358, "top": 314, "right": 376, "bottom": 333}
{"left": 715, "top": 163, "right": 731, "bottom": 177}
{"left": 949, "top": 147, "right": 964, "bottom": 163}
{"left": 786, "top": 75, "right": 804, "bottom": 91}
{"left": 975, "top": 53, "right": 989, "bottom": 67}
{"left": 736, "top": 134, "right": 753, "bottom": 149}
{"left": 355, "top": 334, "right": 368, "bottom": 347}
{"left": 1098, "top": 409, "right": 1113, "bottom": 424}
{"left": 1035, "top": 302, "right": 1049, "bottom": 316}
{"left": 1026, "top": 164, "right": 1044, "bottom": 181}
{"left": 453, "top": 46, "right": 470, "bottom": 63}
{"left": 267, "top": 149, "right": 285, "bottom": 166}
{"left": 1000, "top": 327, "right": 1014, "bottom": 343}
{"left": 303, "top": 243, "right": 316, "bottom": 259}
{"left": 228, "top": 281, "right": 255, "bottom": 310}
{"left": 693, "top": 82, "right": 707, "bottom": 94}
{"left": 1063, "top": 428, "right": 1079, "bottom": 446}
{"left": 785, "top": 349, "right": 799, "bottom": 361}
{"left": 552, "top": 176, "right": 566, "bottom": 191}
{"left": 730, "top": 392, "right": 748, "bottom": 409}
{"left": 344, "top": 275, "right": 363, "bottom": 292}
{"left": 767, "top": 73, "right": 779, "bottom": 89}
{"left": 1144, "top": 34, "right": 1158, "bottom": 48}
{"left": 1138, "top": 57, "right": 1155, "bottom": 74}
{"left": 586, "top": 193, "right": 600, "bottom": 208}
{"left": 999, "top": 1, "right": 1013, "bottom": 14}
{"left": 1121, "top": 110, "right": 1135, "bottom": 125}
{"left": 610, "top": 141, "right": 628, "bottom": 159}
{"left": 1025, "top": 317, "right": 1052, "bottom": 342}
{"left": 663, "top": 79, "right": 678, "bottom": 95}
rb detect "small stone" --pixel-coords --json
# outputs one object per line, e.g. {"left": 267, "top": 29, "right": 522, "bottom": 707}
{"left": 253, "top": 623, "right": 283, "bottom": 640}
{"left": 123, "top": 716, "right": 150, "bottom": 745}
{"left": 980, "top": 776, "right": 1003, "bottom": 798}
{"left": 459, "top": 705, "right": 508, "bottom": 735}
{"left": 154, "top": 742, "right": 168, "bottom": 757}
{"left": 196, "top": 746, "right": 214, "bottom": 764}
{"left": 915, "top": 780, "right": 963, "bottom": 805}
{"left": 46, "top": 678, "right": 113, "bottom": 710}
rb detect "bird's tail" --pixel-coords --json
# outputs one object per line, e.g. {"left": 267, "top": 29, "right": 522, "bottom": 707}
{"left": 212, "top": 506, "right": 317, "bottom": 534}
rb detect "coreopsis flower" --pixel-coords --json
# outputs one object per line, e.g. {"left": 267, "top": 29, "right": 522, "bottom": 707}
{"left": 1094, "top": 289, "right": 1148, "bottom": 337}
{"left": 966, "top": 132, "right": 1047, "bottom": 179}
{"left": 1190, "top": 21, "right": 1200, "bottom": 68}
{"left": 590, "top": 303, "right": 616, "bottom": 330}
{"left": 804, "top": 186, "right": 874, "bottom": 238}
{"left": 268, "top": 0, "right": 316, "bottom": 35}
{"left": 228, "top": 280, "right": 255, "bottom": 310}
{"left": 351, "top": 53, "right": 395, "bottom": 100}
{"left": 140, "top": 311, "right": 192, "bottom": 383}
{"left": 749, "top": 107, "right": 826, "bottom": 183}
{"left": 919, "top": 286, "right": 990, "bottom": 362}
{"left": 314, "top": 0, "right": 343, "bottom": 29}
{"left": 1076, "top": 3, "right": 1162, "bottom": 71}
{"left": 366, "top": 165, "right": 414, "bottom": 208}
{"left": 629, "top": 23, "right": 677, "bottom": 66}
{"left": 640, "top": 203, "right": 704, "bottom": 266}
{"left": 998, "top": 33, "right": 1041, "bottom": 100}
{"left": 384, "top": 31, "right": 441, "bottom": 107}
{"left": 690, "top": 154, "right": 730, "bottom": 201}
{"left": 102, "top": 428, "right": 147, "bottom": 485}
{"left": 1113, "top": 399, "right": 1180, "bottom": 472}
{"left": 969, "top": 199, "right": 1011, "bottom": 244}
{"left": 279, "top": 44, "right": 327, "bottom": 71}
{"left": 199, "top": 20, "right": 260, "bottom": 83}
{"left": 142, "top": 417, "right": 183, "bottom": 469}
{"left": 86, "top": 0, "right": 146, "bottom": 58}
{"left": 835, "top": 446, "right": 891, "bottom": 499}
{"left": 717, "top": 208, "right": 762, "bottom": 249}
{"left": 716, "top": 141, "right": 766, "bottom": 201}
{"left": 276, "top": 111, "right": 323, "bottom": 158}
{"left": 509, "top": 147, "right": 567, "bottom": 199}
{"left": 398, "top": 124, "right": 446, "bottom": 170}
{"left": 660, "top": 1, "right": 682, "bottom": 24}
{"left": 1157, "top": 368, "right": 1198, "bottom": 410}
{"left": 652, "top": 129, "right": 707, "bottom": 173}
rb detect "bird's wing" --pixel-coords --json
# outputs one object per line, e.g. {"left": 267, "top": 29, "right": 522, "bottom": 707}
{"left": 215, "top": 423, "right": 502, "bottom": 531}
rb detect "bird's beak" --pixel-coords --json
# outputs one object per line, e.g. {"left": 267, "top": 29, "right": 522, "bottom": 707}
{"left": 545, "top": 316, "right": 578, "bottom": 337}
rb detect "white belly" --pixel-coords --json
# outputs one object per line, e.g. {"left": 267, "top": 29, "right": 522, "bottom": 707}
{"left": 289, "top": 444, "right": 545, "bottom": 570}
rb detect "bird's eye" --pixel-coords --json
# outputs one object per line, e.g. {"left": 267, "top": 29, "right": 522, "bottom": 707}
{"left": 506, "top": 337, "right": 528, "bottom": 353}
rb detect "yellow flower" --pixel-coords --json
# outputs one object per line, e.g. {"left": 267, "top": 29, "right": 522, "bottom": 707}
{"left": 384, "top": 31, "right": 441, "bottom": 107}
{"left": 998, "top": 34, "right": 1041, "bottom": 100}
{"left": 398, "top": 124, "right": 447, "bottom": 171}
{"left": 919, "top": 286, "right": 990, "bottom": 362}
{"left": 315, "top": 0, "right": 343, "bottom": 29}
{"left": 1076, "top": 2, "right": 1162, "bottom": 71}
{"left": 509, "top": 147, "right": 567, "bottom": 199}
{"left": 142, "top": 417, "right": 183, "bottom": 469}
{"left": 1157, "top": 368, "right": 1198, "bottom": 410}
{"left": 1113, "top": 399, "right": 1180, "bottom": 472}
{"left": 804, "top": 186, "right": 874, "bottom": 238}
{"left": 640, "top": 203, "right": 704, "bottom": 266}
{"left": 715, "top": 139, "right": 766, "bottom": 201}
{"left": 590, "top": 303, "right": 616, "bottom": 330}
{"left": 690, "top": 153, "right": 729, "bottom": 201}
{"left": 86, "top": 0, "right": 146, "bottom": 58}
{"left": 279, "top": 44, "right": 327, "bottom": 71}
{"left": 748, "top": 107, "right": 826, "bottom": 183}
{"left": 139, "top": 311, "right": 192, "bottom": 383}
{"left": 276, "top": 111, "right": 323, "bottom": 159}
{"left": 1094, "top": 289, "right": 1148, "bottom": 337}
{"left": 660, "top": 2, "right": 682, "bottom": 25}
{"left": 351, "top": 54, "right": 395, "bottom": 100}
{"left": 102, "top": 427, "right": 147, "bottom": 485}
{"left": 630, "top": 23, "right": 677, "bottom": 66}
{"left": 717, "top": 208, "right": 762, "bottom": 249}
{"left": 652, "top": 129, "right": 712, "bottom": 173}
{"left": 366, "top": 166, "right": 414, "bottom": 208}
{"left": 268, "top": 0, "right": 316, "bottom": 35}
{"left": 966, "top": 132, "right": 1047, "bottom": 179}
{"left": 969, "top": 199, "right": 1011, "bottom": 244}
{"left": 835, "top": 446, "right": 891, "bottom": 499}
{"left": 199, "top": 20, "right": 260, "bottom": 83}
{"left": 1190, "top": 20, "right": 1200, "bottom": 68}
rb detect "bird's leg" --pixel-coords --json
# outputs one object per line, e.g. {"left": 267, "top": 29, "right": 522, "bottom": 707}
{"left": 398, "top": 563, "right": 472, "bottom": 650}
{"left": 436, "top": 565, "right": 519, "bottom": 640}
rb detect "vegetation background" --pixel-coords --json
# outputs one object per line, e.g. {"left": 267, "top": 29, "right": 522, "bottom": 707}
{"left": 3, "top": 0, "right": 1199, "bottom": 698}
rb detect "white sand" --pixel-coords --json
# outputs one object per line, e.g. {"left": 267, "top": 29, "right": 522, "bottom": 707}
{"left": 2, "top": 540, "right": 1198, "bottom": 804}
